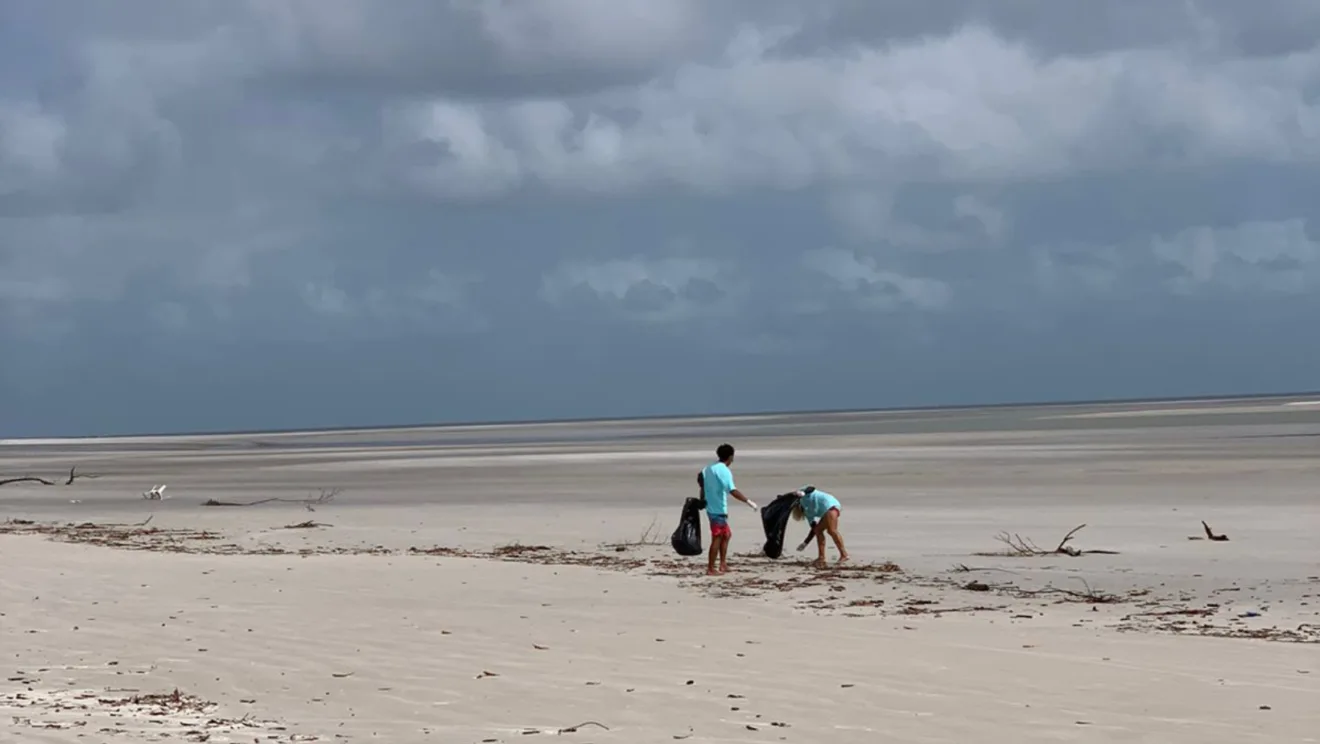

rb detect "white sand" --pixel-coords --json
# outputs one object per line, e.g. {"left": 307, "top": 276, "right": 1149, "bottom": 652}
{"left": 3, "top": 406, "right": 1319, "bottom": 742}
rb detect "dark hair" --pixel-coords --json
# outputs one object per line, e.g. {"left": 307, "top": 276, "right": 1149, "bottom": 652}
{"left": 716, "top": 443, "right": 735, "bottom": 461}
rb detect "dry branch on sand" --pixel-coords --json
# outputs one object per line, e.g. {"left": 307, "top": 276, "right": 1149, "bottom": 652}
{"left": 950, "top": 563, "right": 1021, "bottom": 575}
{"left": 519, "top": 721, "right": 611, "bottom": 735}
{"left": 1009, "top": 578, "right": 1131, "bottom": 604}
{"left": 202, "top": 488, "right": 341, "bottom": 510}
{"left": 1193, "top": 520, "right": 1230, "bottom": 541}
{"left": 0, "top": 476, "right": 54, "bottom": 487}
{"left": 964, "top": 576, "right": 1138, "bottom": 604}
{"left": 601, "top": 517, "right": 665, "bottom": 551}
{"left": 979, "top": 524, "right": 1120, "bottom": 558}
{"left": 282, "top": 520, "right": 331, "bottom": 529}
{"left": 0, "top": 466, "right": 100, "bottom": 488}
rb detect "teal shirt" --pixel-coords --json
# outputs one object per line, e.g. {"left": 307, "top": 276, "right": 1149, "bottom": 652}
{"left": 800, "top": 489, "right": 841, "bottom": 523}
{"left": 701, "top": 461, "right": 735, "bottom": 516}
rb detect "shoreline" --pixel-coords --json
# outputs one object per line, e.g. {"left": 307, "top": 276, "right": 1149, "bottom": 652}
{"left": 7, "top": 389, "right": 1320, "bottom": 446}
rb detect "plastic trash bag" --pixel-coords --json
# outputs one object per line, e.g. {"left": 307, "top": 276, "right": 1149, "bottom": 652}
{"left": 670, "top": 496, "right": 705, "bottom": 557}
{"left": 760, "top": 491, "right": 799, "bottom": 559}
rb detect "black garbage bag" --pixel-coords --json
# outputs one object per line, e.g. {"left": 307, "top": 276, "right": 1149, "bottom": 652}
{"left": 760, "top": 491, "right": 799, "bottom": 559}
{"left": 671, "top": 496, "right": 705, "bottom": 557}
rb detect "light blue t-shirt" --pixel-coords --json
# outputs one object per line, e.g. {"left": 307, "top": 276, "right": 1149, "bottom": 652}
{"left": 800, "top": 489, "right": 841, "bottom": 523}
{"left": 701, "top": 461, "right": 736, "bottom": 516}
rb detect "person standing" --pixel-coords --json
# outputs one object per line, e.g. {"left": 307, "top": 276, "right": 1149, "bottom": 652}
{"left": 792, "top": 485, "right": 849, "bottom": 568}
{"left": 701, "top": 443, "right": 757, "bottom": 575}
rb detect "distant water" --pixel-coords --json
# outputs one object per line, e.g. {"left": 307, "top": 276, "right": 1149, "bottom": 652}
{"left": 6, "top": 394, "right": 1320, "bottom": 454}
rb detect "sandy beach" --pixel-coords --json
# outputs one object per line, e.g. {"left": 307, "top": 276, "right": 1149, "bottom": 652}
{"left": 3, "top": 399, "right": 1319, "bottom": 742}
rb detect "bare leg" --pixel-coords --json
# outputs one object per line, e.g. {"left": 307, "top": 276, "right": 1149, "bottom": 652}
{"left": 814, "top": 528, "right": 827, "bottom": 568}
{"left": 718, "top": 534, "right": 730, "bottom": 573}
{"left": 822, "top": 509, "right": 849, "bottom": 562}
{"left": 707, "top": 535, "right": 720, "bottom": 576}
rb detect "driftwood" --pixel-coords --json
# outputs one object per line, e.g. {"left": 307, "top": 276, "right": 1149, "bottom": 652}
{"left": 517, "top": 721, "right": 611, "bottom": 735}
{"left": 281, "top": 520, "right": 330, "bottom": 529}
{"left": 0, "top": 466, "right": 99, "bottom": 488}
{"left": 0, "top": 476, "right": 55, "bottom": 487}
{"left": 202, "top": 488, "right": 340, "bottom": 511}
{"left": 984, "top": 524, "right": 1120, "bottom": 557}
{"left": 1201, "top": 521, "right": 1229, "bottom": 541}
{"left": 558, "top": 721, "right": 609, "bottom": 734}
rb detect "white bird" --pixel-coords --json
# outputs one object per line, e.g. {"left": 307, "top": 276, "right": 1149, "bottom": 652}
{"left": 142, "top": 484, "right": 168, "bottom": 500}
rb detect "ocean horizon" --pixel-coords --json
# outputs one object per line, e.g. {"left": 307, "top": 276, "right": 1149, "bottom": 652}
{"left": 6, "top": 390, "right": 1320, "bottom": 449}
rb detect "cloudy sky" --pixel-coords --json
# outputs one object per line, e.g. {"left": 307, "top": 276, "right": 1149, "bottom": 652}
{"left": 4, "top": 1, "right": 1320, "bottom": 436}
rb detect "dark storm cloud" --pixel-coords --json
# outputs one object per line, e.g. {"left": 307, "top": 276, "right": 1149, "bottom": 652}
{"left": 3, "top": 1, "right": 1320, "bottom": 436}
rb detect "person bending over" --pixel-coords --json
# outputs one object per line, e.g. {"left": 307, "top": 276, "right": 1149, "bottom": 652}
{"left": 701, "top": 443, "right": 757, "bottom": 576}
{"left": 792, "top": 486, "right": 849, "bottom": 568}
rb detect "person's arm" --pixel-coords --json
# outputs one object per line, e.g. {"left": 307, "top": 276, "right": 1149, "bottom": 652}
{"left": 730, "top": 488, "right": 757, "bottom": 510}
{"left": 796, "top": 519, "right": 820, "bottom": 551}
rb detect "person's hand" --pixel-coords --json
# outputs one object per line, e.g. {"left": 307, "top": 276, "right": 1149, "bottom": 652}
{"left": 795, "top": 541, "right": 808, "bottom": 552}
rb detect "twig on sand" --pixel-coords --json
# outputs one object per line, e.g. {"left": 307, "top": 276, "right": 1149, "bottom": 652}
{"left": 1199, "top": 520, "right": 1230, "bottom": 541}
{"left": 602, "top": 517, "right": 665, "bottom": 551}
{"left": 949, "top": 563, "right": 1021, "bottom": 574}
{"left": 64, "top": 466, "right": 100, "bottom": 485}
{"left": 1012, "top": 578, "right": 1126, "bottom": 604}
{"left": 202, "top": 488, "right": 341, "bottom": 511}
{"left": 492, "top": 541, "right": 553, "bottom": 557}
{"left": 981, "top": 524, "right": 1119, "bottom": 558}
{"left": 558, "top": 721, "right": 610, "bottom": 734}
{"left": 278, "top": 517, "right": 327, "bottom": 527}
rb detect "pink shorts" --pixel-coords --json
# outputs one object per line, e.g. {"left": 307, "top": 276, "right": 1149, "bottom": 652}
{"left": 709, "top": 514, "right": 731, "bottom": 538}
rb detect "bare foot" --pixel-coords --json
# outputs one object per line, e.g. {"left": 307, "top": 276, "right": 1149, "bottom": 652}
{"left": 812, "top": 559, "right": 827, "bottom": 569}
{"left": 838, "top": 553, "right": 850, "bottom": 563}
{"left": 706, "top": 568, "right": 720, "bottom": 576}
{"left": 718, "top": 565, "right": 729, "bottom": 574}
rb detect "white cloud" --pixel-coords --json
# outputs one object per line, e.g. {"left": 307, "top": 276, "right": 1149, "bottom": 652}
{"left": 1030, "top": 243, "right": 1126, "bottom": 306}
{"left": 826, "top": 188, "right": 1007, "bottom": 250}
{"left": 801, "top": 248, "right": 951, "bottom": 311}
{"left": 1029, "top": 219, "right": 1320, "bottom": 300}
{"left": 1153, "top": 219, "right": 1320, "bottom": 294}
{"left": 300, "top": 281, "right": 353, "bottom": 316}
{"left": 953, "top": 195, "right": 1007, "bottom": 243}
{"left": 375, "top": 24, "right": 1320, "bottom": 201}
{"left": 0, "top": 103, "right": 67, "bottom": 190}
{"left": 540, "top": 255, "right": 744, "bottom": 322}
{"left": 385, "top": 101, "right": 524, "bottom": 200}
{"left": 298, "top": 269, "right": 486, "bottom": 334}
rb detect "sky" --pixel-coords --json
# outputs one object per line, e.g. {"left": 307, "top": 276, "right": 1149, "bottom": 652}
{"left": 4, "top": 0, "right": 1320, "bottom": 437}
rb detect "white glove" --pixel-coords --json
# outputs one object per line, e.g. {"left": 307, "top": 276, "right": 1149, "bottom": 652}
{"left": 746, "top": 499, "right": 759, "bottom": 510}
